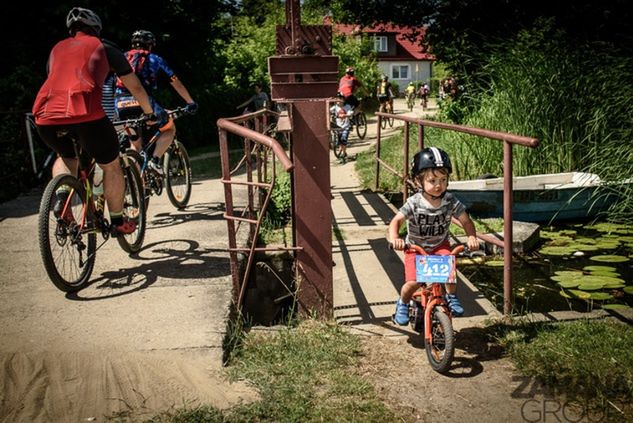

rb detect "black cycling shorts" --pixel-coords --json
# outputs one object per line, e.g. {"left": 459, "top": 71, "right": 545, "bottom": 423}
{"left": 36, "top": 116, "right": 119, "bottom": 165}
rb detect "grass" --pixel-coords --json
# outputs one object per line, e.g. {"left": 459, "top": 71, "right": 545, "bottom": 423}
{"left": 486, "top": 318, "right": 633, "bottom": 419}
{"left": 145, "top": 320, "right": 398, "bottom": 422}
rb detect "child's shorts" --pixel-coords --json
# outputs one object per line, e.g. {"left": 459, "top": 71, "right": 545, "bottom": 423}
{"left": 404, "top": 241, "right": 451, "bottom": 282}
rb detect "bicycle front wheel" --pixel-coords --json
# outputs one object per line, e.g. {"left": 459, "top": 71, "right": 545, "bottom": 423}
{"left": 331, "top": 131, "right": 343, "bottom": 158}
{"left": 355, "top": 112, "right": 367, "bottom": 139}
{"left": 125, "top": 149, "right": 151, "bottom": 209}
{"left": 425, "top": 308, "right": 454, "bottom": 373}
{"left": 164, "top": 140, "right": 192, "bottom": 209}
{"left": 38, "top": 174, "right": 96, "bottom": 292}
{"left": 117, "top": 162, "right": 146, "bottom": 254}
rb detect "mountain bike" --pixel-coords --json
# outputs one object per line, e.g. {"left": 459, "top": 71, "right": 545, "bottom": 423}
{"left": 391, "top": 242, "right": 465, "bottom": 373}
{"left": 115, "top": 107, "right": 193, "bottom": 210}
{"left": 379, "top": 100, "right": 395, "bottom": 129}
{"left": 38, "top": 137, "right": 146, "bottom": 292}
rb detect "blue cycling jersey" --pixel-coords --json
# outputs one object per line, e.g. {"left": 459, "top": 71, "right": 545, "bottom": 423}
{"left": 115, "top": 49, "right": 176, "bottom": 95}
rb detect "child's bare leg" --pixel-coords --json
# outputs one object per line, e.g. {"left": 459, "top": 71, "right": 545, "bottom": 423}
{"left": 400, "top": 281, "right": 418, "bottom": 302}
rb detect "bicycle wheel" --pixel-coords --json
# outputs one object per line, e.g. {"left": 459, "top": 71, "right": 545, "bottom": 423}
{"left": 117, "top": 163, "right": 146, "bottom": 253}
{"left": 331, "top": 131, "right": 343, "bottom": 158}
{"left": 380, "top": 106, "right": 387, "bottom": 129}
{"left": 164, "top": 140, "right": 192, "bottom": 209}
{"left": 387, "top": 105, "right": 394, "bottom": 127}
{"left": 125, "top": 148, "right": 151, "bottom": 209}
{"left": 425, "top": 308, "right": 454, "bottom": 373}
{"left": 355, "top": 112, "right": 367, "bottom": 139}
{"left": 38, "top": 174, "right": 96, "bottom": 292}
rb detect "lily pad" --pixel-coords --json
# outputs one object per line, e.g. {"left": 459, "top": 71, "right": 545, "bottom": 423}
{"left": 484, "top": 260, "right": 505, "bottom": 267}
{"left": 589, "top": 255, "right": 630, "bottom": 263}
{"left": 601, "top": 304, "right": 631, "bottom": 310}
{"left": 554, "top": 270, "right": 584, "bottom": 277}
{"left": 569, "top": 244, "right": 600, "bottom": 252}
{"left": 574, "top": 238, "right": 597, "bottom": 245}
{"left": 559, "top": 290, "right": 573, "bottom": 299}
{"left": 623, "top": 287, "right": 633, "bottom": 295}
{"left": 577, "top": 282, "right": 605, "bottom": 291}
{"left": 540, "top": 246, "right": 576, "bottom": 256}
{"left": 556, "top": 280, "right": 581, "bottom": 288}
{"left": 603, "top": 283, "right": 625, "bottom": 289}
{"left": 558, "top": 229, "right": 577, "bottom": 236}
{"left": 569, "top": 289, "right": 592, "bottom": 299}
{"left": 588, "top": 292, "right": 614, "bottom": 300}
{"left": 583, "top": 265, "right": 618, "bottom": 273}
{"left": 586, "top": 270, "right": 620, "bottom": 278}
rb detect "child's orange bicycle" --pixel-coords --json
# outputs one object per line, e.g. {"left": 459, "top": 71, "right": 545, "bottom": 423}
{"left": 392, "top": 243, "right": 465, "bottom": 373}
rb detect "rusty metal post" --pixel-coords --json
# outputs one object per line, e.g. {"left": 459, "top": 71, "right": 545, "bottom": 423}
{"left": 418, "top": 123, "right": 424, "bottom": 150}
{"left": 268, "top": 0, "right": 339, "bottom": 317}
{"left": 403, "top": 122, "right": 410, "bottom": 200}
{"left": 219, "top": 129, "right": 240, "bottom": 297}
{"left": 503, "top": 141, "right": 513, "bottom": 315}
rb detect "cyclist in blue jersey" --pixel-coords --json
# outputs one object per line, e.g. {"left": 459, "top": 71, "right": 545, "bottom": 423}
{"left": 115, "top": 30, "right": 197, "bottom": 175}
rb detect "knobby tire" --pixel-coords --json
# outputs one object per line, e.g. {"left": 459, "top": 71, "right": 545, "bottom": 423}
{"left": 38, "top": 174, "right": 96, "bottom": 292}
{"left": 116, "top": 162, "right": 146, "bottom": 253}
{"left": 425, "top": 308, "right": 454, "bottom": 373}
{"left": 355, "top": 112, "right": 367, "bottom": 139}
{"left": 164, "top": 140, "right": 192, "bottom": 209}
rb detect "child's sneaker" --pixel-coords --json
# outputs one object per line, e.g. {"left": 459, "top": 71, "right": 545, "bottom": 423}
{"left": 392, "top": 298, "right": 410, "bottom": 325}
{"left": 445, "top": 294, "right": 464, "bottom": 316}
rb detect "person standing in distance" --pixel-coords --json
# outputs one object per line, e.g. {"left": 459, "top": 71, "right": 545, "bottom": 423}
{"left": 32, "top": 7, "right": 159, "bottom": 235}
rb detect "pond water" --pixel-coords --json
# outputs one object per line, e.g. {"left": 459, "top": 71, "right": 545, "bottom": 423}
{"left": 459, "top": 222, "right": 633, "bottom": 314}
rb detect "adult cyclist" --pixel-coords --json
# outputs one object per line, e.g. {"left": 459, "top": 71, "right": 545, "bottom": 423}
{"left": 32, "top": 7, "right": 159, "bottom": 235}
{"left": 114, "top": 30, "right": 198, "bottom": 175}
{"left": 377, "top": 75, "right": 394, "bottom": 113}
{"left": 338, "top": 67, "right": 362, "bottom": 110}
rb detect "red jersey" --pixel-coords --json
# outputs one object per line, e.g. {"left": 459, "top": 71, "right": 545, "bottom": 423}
{"left": 32, "top": 32, "right": 132, "bottom": 125}
{"left": 338, "top": 75, "right": 361, "bottom": 97}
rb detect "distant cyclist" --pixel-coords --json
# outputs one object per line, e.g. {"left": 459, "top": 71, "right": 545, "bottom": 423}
{"left": 338, "top": 66, "right": 362, "bottom": 110}
{"left": 377, "top": 75, "right": 394, "bottom": 112}
{"left": 32, "top": 7, "right": 157, "bottom": 235}
{"left": 115, "top": 29, "right": 197, "bottom": 175}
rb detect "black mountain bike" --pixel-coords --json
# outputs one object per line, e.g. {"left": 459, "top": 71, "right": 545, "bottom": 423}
{"left": 115, "top": 107, "right": 193, "bottom": 210}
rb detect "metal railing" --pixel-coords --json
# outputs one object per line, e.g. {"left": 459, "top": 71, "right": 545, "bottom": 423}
{"left": 217, "top": 109, "right": 299, "bottom": 309}
{"left": 374, "top": 111, "right": 539, "bottom": 315}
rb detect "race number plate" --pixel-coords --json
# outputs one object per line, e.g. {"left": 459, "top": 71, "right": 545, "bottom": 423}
{"left": 116, "top": 99, "right": 140, "bottom": 108}
{"left": 415, "top": 255, "right": 456, "bottom": 284}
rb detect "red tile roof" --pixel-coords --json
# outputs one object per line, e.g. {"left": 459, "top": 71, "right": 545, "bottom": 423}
{"left": 325, "top": 18, "right": 435, "bottom": 61}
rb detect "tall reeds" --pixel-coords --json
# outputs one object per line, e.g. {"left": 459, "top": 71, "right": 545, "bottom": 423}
{"left": 427, "top": 23, "right": 633, "bottom": 222}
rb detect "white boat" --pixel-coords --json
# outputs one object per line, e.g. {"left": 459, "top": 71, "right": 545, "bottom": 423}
{"left": 449, "top": 172, "right": 623, "bottom": 223}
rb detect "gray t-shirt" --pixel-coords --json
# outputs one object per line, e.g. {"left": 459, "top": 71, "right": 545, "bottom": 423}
{"left": 399, "top": 191, "right": 467, "bottom": 250}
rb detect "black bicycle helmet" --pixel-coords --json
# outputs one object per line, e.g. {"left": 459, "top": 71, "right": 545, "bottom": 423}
{"left": 345, "top": 67, "right": 354, "bottom": 75}
{"left": 131, "top": 30, "right": 156, "bottom": 49}
{"left": 66, "top": 7, "right": 102, "bottom": 32}
{"left": 411, "top": 147, "right": 452, "bottom": 177}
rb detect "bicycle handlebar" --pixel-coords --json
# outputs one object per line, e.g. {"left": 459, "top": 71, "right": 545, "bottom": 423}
{"left": 111, "top": 106, "right": 192, "bottom": 128}
{"left": 388, "top": 241, "right": 465, "bottom": 256}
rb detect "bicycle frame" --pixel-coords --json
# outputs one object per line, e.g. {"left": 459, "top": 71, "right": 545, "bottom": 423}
{"left": 408, "top": 244, "right": 464, "bottom": 344}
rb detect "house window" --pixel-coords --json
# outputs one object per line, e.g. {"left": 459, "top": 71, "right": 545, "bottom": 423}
{"left": 373, "top": 36, "right": 388, "bottom": 52}
{"left": 391, "top": 65, "right": 409, "bottom": 80}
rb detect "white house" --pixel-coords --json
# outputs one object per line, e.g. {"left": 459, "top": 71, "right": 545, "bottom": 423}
{"left": 328, "top": 19, "right": 435, "bottom": 94}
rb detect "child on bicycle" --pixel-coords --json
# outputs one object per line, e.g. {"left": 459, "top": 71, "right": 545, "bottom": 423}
{"left": 329, "top": 96, "right": 353, "bottom": 163}
{"left": 389, "top": 147, "right": 479, "bottom": 324}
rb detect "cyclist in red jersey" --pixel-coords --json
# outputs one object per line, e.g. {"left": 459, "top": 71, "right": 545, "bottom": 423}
{"left": 338, "top": 67, "right": 362, "bottom": 109}
{"left": 32, "top": 7, "right": 160, "bottom": 235}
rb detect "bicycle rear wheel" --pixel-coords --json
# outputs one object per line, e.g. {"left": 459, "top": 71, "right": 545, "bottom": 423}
{"left": 355, "top": 112, "right": 367, "bottom": 139}
{"left": 425, "top": 308, "right": 454, "bottom": 373}
{"left": 164, "top": 140, "right": 192, "bottom": 209}
{"left": 117, "top": 162, "right": 146, "bottom": 253}
{"left": 38, "top": 174, "right": 96, "bottom": 292}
